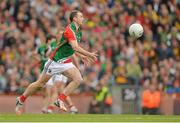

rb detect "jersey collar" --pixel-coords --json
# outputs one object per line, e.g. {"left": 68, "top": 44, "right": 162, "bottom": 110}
{"left": 71, "top": 22, "right": 80, "bottom": 32}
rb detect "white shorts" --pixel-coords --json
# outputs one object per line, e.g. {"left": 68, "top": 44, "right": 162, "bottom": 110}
{"left": 43, "top": 59, "right": 75, "bottom": 75}
{"left": 46, "top": 74, "right": 68, "bottom": 86}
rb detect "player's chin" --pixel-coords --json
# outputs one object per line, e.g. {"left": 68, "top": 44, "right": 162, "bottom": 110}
{"left": 80, "top": 22, "right": 83, "bottom": 25}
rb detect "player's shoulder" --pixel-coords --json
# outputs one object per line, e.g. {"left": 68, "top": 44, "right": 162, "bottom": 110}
{"left": 64, "top": 25, "right": 74, "bottom": 36}
{"left": 64, "top": 24, "right": 72, "bottom": 31}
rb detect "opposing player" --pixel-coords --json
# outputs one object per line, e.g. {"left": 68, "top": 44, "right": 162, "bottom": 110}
{"left": 15, "top": 10, "right": 97, "bottom": 114}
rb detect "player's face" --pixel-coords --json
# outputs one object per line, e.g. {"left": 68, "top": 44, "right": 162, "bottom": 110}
{"left": 76, "top": 12, "right": 84, "bottom": 26}
{"left": 47, "top": 38, "right": 55, "bottom": 44}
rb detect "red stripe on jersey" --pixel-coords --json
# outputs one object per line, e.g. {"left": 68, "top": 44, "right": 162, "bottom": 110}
{"left": 50, "top": 47, "right": 59, "bottom": 60}
{"left": 63, "top": 58, "right": 72, "bottom": 63}
{"left": 64, "top": 26, "right": 76, "bottom": 42}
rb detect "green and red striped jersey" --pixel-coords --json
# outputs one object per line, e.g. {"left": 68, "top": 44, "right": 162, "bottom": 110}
{"left": 50, "top": 22, "right": 82, "bottom": 62}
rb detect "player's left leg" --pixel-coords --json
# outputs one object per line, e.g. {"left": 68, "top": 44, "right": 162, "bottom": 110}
{"left": 54, "top": 67, "right": 83, "bottom": 111}
{"left": 62, "top": 67, "right": 83, "bottom": 96}
{"left": 54, "top": 74, "right": 78, "bottom": 113}
{"left": 58, "top": 75, "right": 78, "bottom": 113}
{"left": 66, "top": 96, "right": 78, "bottom": 114}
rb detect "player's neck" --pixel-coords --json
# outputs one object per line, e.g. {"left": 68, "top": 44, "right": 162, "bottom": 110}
{"left": 73, "top": 22, "right": 80, "bottom": 30}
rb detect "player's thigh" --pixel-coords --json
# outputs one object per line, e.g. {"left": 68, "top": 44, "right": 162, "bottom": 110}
{"left": 37, "top": 72, "right": 52, "bottom": 85}
{"left": 62, "top": 67, "right": 83, "bottom": 81}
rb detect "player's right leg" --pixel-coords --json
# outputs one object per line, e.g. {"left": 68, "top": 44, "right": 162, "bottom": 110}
{"left": 15, "top": 73, "right": 51, "bottom": 115}
{"left": 15, "top": 59, "right": 54, "bottom": 115}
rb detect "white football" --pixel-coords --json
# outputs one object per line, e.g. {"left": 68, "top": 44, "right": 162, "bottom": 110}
{"left": 129, "top": 23, "right": 143, "bottom": 38}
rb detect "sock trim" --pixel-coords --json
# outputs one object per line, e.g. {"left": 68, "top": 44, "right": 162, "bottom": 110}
{"left": 20, "top": 95, "right": 26, "bottom": 102}
{"left": 59, "top": 93, "right": 67, "bottom": 101}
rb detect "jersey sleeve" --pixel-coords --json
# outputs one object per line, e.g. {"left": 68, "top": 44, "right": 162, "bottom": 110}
{"left": 50, "top": 41, "right": 56, "bottom": 51}
{"left": 37, "top": 47, "right": 41, "bottom": 54}
{"left": 64, "top": 26, "right": 76, "bottom": 42}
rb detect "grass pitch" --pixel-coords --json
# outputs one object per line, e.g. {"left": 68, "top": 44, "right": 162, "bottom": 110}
{"left": 0, "top": 114, "right": 180, "bottom": 122}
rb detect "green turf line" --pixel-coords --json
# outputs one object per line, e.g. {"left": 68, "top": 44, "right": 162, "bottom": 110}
{"left": 0, "top": 114, "right": 180, "bottom": 122}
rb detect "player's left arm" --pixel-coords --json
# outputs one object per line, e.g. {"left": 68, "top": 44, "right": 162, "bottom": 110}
{"left": 75, "top": 52, "right": 94, "bottom": 66}
{"left": 64, "top": 27, "right": 98, "bottom": 61}
{"left": 75, "top": 52, "right": 86, "bottom": 59}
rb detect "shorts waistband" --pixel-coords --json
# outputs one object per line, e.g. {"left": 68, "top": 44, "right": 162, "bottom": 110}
{"left": 51, "top": 58, "right": 72, "bottom": 63}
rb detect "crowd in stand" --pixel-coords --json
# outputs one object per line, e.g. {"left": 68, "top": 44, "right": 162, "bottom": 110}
{"left": 0, "top": 0, "right": 179, "bottom": 113}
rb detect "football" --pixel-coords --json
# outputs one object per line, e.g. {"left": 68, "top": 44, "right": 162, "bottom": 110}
{"left": 129, "top": 23, "right": 143, "bottom": 38}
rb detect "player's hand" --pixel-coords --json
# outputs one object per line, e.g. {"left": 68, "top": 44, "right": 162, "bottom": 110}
{"left": 89, "top": 51, "right": 98, "bottom": 61}
{"left": 83, "top": 55, "right": 97, "bottom": 66}
{"left": 82, "top": 57, "right": 91, "bottom": 66}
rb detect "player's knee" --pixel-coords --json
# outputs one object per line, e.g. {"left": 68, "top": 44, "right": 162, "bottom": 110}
{"left": 36, "top": 80, "right": 45, "bottom": 90}
{"left": 74, "top": 76, "right": 83, "bottom": 85}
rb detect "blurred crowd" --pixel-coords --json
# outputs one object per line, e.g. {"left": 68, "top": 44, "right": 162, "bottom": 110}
{"left": 0, "top": 0, "right": 180, "bottom": 113}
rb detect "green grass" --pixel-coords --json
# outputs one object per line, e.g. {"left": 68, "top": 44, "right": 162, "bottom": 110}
{"left": 0, "top": 114, "right": 180, "bottom": 122}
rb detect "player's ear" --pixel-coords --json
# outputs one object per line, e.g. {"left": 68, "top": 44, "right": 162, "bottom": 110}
{"left": 74, "top": 15, "right": 78, "bottom": 22}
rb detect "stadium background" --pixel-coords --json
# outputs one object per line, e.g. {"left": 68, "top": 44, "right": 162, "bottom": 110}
{"left": 0, "top": 0, "right": 179, "bottom": 115}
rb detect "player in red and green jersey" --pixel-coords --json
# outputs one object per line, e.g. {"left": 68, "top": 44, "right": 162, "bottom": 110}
{"left": 35, "top": 34, "right": 78, "bottom": 114}
{"left": 15, "top": 10, "right": 98, "bottom": 114}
